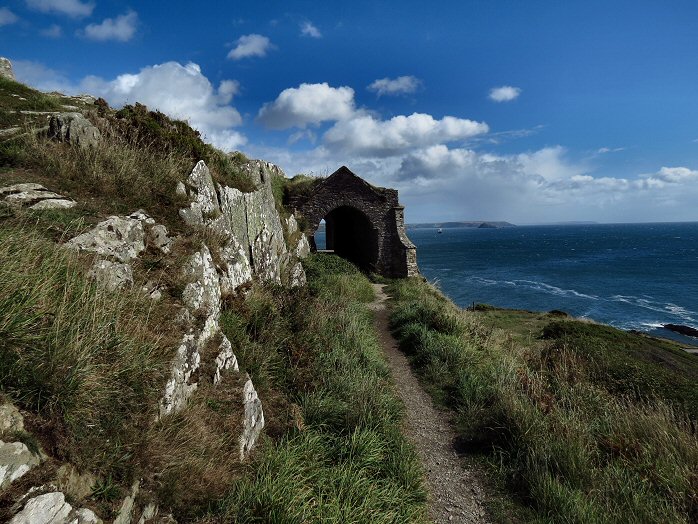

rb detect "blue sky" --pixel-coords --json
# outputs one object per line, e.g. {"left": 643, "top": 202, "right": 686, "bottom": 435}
{"left": 2, "top": 0, "right": 698, "bottom": 223}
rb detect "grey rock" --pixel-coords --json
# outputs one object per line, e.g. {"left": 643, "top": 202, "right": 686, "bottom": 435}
{"left": 0, "top": 402, "right": 24, "bottom": 434}
{"left": 159, "top": 334, "right": 200, "bottom": 417}
{"left": 181, "top": 246, "right": 221, "bottom": 318}
{"left": 289, "top": 261, "right": 306, "bottom": 288}
{"left": 88, "top": 260, "right": 133, "bottom": 291}
{"left": 0, "top": 440, "right": 41, "bottom": 490}
{"left": 136, "top": 503, "right": 158, "bottom": 524}
{"left": 67, "top": 216, "right": 145, "bottom": 263}
{"left": 295, "top": 235, "right": 310, "bottom": 259}
{"left": 213, "top": 335, "right": 239, "bottom": 385}
{"left": 68, "top": 507, "right": 102, "bottom": 524}
{"left": 113, "top": 481, "right": 139, "bottom": 524}
{"left": 0, "top": 183, "right": 46, "bottom": 196}
{"left": 218, "top": 237, "right": 253, "bottom": 296}
{"left": 29, "top": 199, "right": 76, "bottom": 210}
{"left": 55, "top": 464, "right": 96, "bottom": 502}
{"left": 149, "top": 224, "right": 173, "bottom": 254}
{"left": 48, "top": 113, "right": 101, "bottom": 148}
{"left": 0, "top": 57, "right": 15, "bottom": 80}
{"left": 239, "top": 376, "right": 265, "bottom": 460}
{"left": 9, "top": 491, "right": 71, "bottom": 524}
{"left": 128, "top": 209, "right": 155, "bottom": 225}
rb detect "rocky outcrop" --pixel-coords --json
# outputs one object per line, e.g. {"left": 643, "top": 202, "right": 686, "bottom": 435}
{"left": 67, "top": 210, "right": 173, "bottom": 292}
{"left": 0, "top": 401, "right": 42, "bottom": 492}
{"left": 0, "top": 57, "right": 14, "bottom": 81}
{"left": 48, "top": 113, "right": 101, "bottom": 148}
{"left": 0, "top": 183, "right": 76, "bottom": 210}
{"left": 9, "top": 491, "right": 101, "bottom": 524}
{"left": 664, "top": 324, "right": 698, "bottom": 338}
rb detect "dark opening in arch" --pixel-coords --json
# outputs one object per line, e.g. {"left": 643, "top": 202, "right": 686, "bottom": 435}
{"left": 317, "top": 206, "right": 378, "bottom": 272}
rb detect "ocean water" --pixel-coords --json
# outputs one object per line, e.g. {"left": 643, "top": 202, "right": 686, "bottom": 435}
{"left": 408, "top": 223, "right": 698, "bottom": 345}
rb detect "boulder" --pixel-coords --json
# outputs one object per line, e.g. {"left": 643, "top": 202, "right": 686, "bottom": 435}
{"left": 213, "top": 335, "right": 239, "bottom": 385}
{"left": 149, "top": 224, "right": 173, "bottom": 254}
{"left": 0, "top": 57, "right": 14, "bottom": 81}
{"left": 181, "top": 246, "right": 221, "bottom": 318}
{"left": 48, "top": 113, "right": 101, "bottom": 148}
{"left": 9, "top": 492, "right": 72, "bottom": 524}
{"left": 0, "top": 183, "right": 76, "bottom": 210}
{"left": 88, "top": 260, "right": 133, "bottom": 291}
{"left": 67, "top": 216, "right": 145, "bottom": 263}
{"left": 159, "top": 334, "right": 200, "bottom": 417}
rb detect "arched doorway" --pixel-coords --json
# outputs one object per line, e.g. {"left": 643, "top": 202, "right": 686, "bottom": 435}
{"left": 314, "top": 206, "right": 379, "bottom": 272}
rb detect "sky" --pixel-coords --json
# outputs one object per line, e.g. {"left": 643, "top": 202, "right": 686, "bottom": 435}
{"left": 2, "top": 0, "right": 698, "bottom": 224}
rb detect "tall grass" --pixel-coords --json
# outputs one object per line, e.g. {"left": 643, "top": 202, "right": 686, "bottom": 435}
{"left": 0, "top": 224, "right": 174, "bottom": 481}
{"left": 388, "top": 278, "right": 698, "bottom": 523}
{"left": 209, "top": 254, "right": 427, "bottom": 523}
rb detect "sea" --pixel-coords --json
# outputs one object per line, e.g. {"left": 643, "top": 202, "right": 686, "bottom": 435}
{"left": 408, "top": 222, "right": 698, "bottom": 345}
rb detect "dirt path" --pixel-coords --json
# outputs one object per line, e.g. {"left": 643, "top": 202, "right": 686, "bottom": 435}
{"left": 370, "top": 284, "right": 490, "bottom": 524}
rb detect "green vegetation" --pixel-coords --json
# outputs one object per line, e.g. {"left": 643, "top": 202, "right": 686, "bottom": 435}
{"left": 388, "top": 278, "right": 698, "bottom": 523}
{"left": 0, "top": 83, "right": 254, "bottom": 228}
{"left": 0, "top": 224, "right": 174, "bottom": 482}
{"left": 207, "top": 254, "right": 427, "bottom": 523}
{"left": 0, "top": 77, "right": 62, "bottom": 128}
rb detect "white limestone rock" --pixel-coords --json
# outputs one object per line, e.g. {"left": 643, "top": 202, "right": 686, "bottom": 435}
{"left": 289, "top": 261, "right": 306, "bottom": 288}
{"left": 69, "top": 508, "right": 102, "bottom": 524}
{"left": 9, "top": 491, "right": 72, "bottom": 524}
{"left": 0, "top": 440, "right": 41, "bottom": 490}
{"left": 181, "top": 245, "right": 221, "bottom": 318}
{"left": 149, "top": 224, "right": 173, "bottom": 254}
{"left": 113, "top": 481, "right": 139, "bottom": 524}
{"left": 218, "top": 238, "right": 253, "bottom": 296}
{"left": 239, "top": 376, "right": 265, "bottom": 460}
{"left": 88, "top": 260, "right": 133, "bottom": 291}
{"left": 295, "top": 235, "right": 311, "bottom": 259}
{"left": 67, "top": 216, "right": 145, "bottom": 263}
{"left": 179, "top": 160, "right": 219, "bottom": 228}
{"left": 0, "top": 183, "right": 45, "bottom": 196}
{"left": 159, "top": 334, "right": 200, "bottom": 417}
{"left": 213, "top": 335, "right": 239, "bottom": 385}
{"left": 0, "top": 57, "right": 15, "bottom": 81}
{"left": 29, "top": 199, "right": 76, "bottom": 210}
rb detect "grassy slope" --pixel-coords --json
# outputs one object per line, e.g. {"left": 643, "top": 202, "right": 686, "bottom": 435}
{"left": 388, "top": 278, "right": 698, "bottom": 524}
{"left": 205, "top": 254, "right": 426, "bottom": 523}
{"left": 0, "top": 78, "right": 428, "bottom": 521}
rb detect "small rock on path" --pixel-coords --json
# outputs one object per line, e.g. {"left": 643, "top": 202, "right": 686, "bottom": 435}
{"left": 370, "top": 283, "right": 490, "bottom": 524}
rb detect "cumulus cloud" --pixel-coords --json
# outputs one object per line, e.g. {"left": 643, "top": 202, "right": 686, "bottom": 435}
{"left": 0, "top": 7, "right": 19, "bottom": 25}
{"left": 25, "top": 0, "right": 94, "bottom": 18}
{"left": 488, "top": 85, "right": 521, "bottom": 102}
{"left": 79, "top": 62, "right": 245, "bottom": 150}
{"left": 83, "top": 10, "right": 138, "bottom": 42}
{"left": 300, "top": 21, "right": 321, "bottom": 38}
{"left": 41, "top": 24, "right": 63, "bottom": 37}
{"left": 257, "top": 83, "right": 356, "bottom": 129}
{"left": 367, "top": 76, "right": 421, "bottom": 97}
{"left": 227, "top": 34, "right": 273, "bottom": 60}
{"left": 323, "top": 113, "right": 489, "bottom": 156}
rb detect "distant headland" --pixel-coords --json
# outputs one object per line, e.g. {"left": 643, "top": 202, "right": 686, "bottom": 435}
{"left": 407, "top": 221, "right": 516, "bottom": 229}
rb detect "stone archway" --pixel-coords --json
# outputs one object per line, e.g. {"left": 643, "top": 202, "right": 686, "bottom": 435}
{"left": 290, "top": 166, "right": 418, "bottom": 278}
{"left": 323, "top": 205, "right": 379, "bottom": 272}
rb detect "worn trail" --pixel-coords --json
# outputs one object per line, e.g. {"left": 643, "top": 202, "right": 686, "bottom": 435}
{"left": 370, "top": 283, "right": 490, "bottom": 524}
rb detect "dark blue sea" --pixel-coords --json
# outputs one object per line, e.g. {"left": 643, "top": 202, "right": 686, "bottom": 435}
{"left": 407, "top": 223, "right": 698, "bottom": 345}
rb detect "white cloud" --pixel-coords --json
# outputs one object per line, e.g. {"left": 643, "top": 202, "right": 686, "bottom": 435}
{"left": 323, "top": 112, "right": 489, "bottom": 156}
{"left": 41, "top": 24, "right": 63, "bottom": 37}
{"left": 300, "top": 21, "right": 321, "bottom": 38}
{"left": 25, "top": 0, "right": 94, "bottom": 18}
{"left": 646, "top": 166, "right": 698, "bottom": 185}
{"left": 227, "top": 34, "right": 273, "bottom": 60}
{"left": 0, "top": 7, "right": 19, "bottom": 25}
{"left": 597, "top": 147, "right": 625, "bottom": 154}
{"left": 488, "top": 85, "right": 521, "bottom": 102}
{"left": 81, "top": 62, "right": 245, "bottom": 151}
{"left": 257, "top": 83, "right": 356, "bottom": 129}
{"left": 12, "top": 60, "right": 76, "bottom": 92}
{"left": 368, "top": 76, "right": 421, "bottom": 97}
{"left": 83, "top": 10, "right": 138, "bottom": 42}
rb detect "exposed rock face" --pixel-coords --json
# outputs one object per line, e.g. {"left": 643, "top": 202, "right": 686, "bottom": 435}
{"left": 9, "top": 491, "right": 102, "bottom": 524}
{"left": 88, "top": 260, "right": 133, "bottom": 291}
{"left": 0, "top": 183, "right": 76, "bottom": 210}
{"left": 240, "top": 376, "right": 265, "bottom": 460}
{"left": 0, "top": 441, "right": 41, "bottom": 490}
{"left": 0, "top": 57, "right": 15, "bottom": 80}
{"left": 48, "top": 113, "right": 101, "bottom": 148}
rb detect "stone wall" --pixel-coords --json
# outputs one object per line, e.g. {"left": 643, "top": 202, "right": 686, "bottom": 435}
{"left": 294, "top": 166, "right": 418, "bottom": 278}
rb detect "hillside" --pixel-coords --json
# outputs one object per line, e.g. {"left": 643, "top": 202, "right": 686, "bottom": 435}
{"left": 0, "top": 72, "right": 427, "bottom": 523}
{"left": 1, "top": 64, "right": 697, "bottom": 524}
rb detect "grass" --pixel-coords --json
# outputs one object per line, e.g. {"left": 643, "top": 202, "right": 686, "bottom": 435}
{"left": 0, "top": 77, "right": 63, "bottom": 128}
{"left": 205, "top": 254, "right": 427, "bottom": 523}
{"left": 0, "top": 86, "right": 255, "bottom": 230}
{"left": 387, "top": 278, "right": 698, "bottom": 523}
{"left": 0, "top": 223, "right": 175, "bottom": 482}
